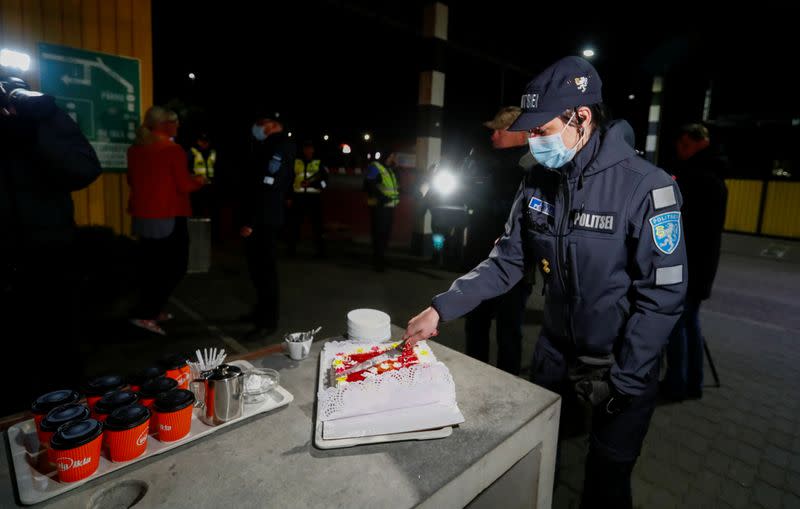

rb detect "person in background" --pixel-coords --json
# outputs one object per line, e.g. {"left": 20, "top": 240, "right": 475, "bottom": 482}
{"left": 364, "top": 151, "right": 399, "bottom": 272}
{"left": 663, "top": 123, "right": 728, "bottom": 400}
{"left": 127, "top": 106, "right": 206, "bottom": 335}
{"left": 187, "top": 132, "right": 217, "bottom": 217}
{"left": 463, "top": 106, "right": 534, "bottom": 376}
{"left": 238, "top": 112, "right": 294, "bottom": 340}
{"left": 1, "top": 77, "right": 102, "bottom": 413}
{"left": 288, "top": 140, "right": 328, "bottom": 257}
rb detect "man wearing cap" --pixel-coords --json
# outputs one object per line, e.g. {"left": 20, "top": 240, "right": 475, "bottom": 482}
{"left": 239, "top": 112, "right": 295, "bottom": 340}
{"left": 462, "top": 106, "right": 534, "bottom": 376}
{"left": 404, "top": 56, "right": 687, "bottom": 508}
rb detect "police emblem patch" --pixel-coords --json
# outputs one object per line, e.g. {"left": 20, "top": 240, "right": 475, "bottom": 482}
{"left": 574, "top": 77, "right": 589, "bottom": 93}
{"left": 649, "top": 212, "right": 681, "bottom": 255}
{"left": 529, "top": 197, "right": 554, "bottom": 217}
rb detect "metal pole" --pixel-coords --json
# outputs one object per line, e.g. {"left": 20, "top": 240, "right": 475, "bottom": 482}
{"left": 704, "top": 340, "right": 721, "bottom": 388}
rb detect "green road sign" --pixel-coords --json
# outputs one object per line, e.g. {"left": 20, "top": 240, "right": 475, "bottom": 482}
{"left": 38, "top": 43, "right": 141, "bottom": 172}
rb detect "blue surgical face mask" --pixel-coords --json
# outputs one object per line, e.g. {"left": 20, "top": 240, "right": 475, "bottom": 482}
{"left": 252, "top": 123, "right": 267, "bottom": 141}
{"left": 528, "top": 113, "right": 582, "bottom": 169}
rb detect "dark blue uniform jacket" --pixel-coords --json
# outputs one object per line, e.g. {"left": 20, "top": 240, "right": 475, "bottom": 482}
{"left": 433, "top": 120, "right": 687, "bottom": 396}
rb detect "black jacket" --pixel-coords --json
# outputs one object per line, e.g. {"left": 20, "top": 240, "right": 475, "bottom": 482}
{"left": 0, "top": 97, "right": 101, "bottom": 253}
{"left": 673, "top": 146, "right": 729, "bottom": 301}
{"left": 240, "top": 133, "right": 294, "bottom": 228}
{"left": 433, "top": 121, "right": 687, "bottom": 396}
{"left": 463, "top": 146, "right": 528, "bottom": 268}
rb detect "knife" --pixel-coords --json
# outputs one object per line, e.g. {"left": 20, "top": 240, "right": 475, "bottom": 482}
{"left": 340, "top": 340, "right": 408, "bottom": 376}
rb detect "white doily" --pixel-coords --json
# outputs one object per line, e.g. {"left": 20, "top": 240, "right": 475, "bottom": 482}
{"left": 317, "top": 340, "right": 459, "bottom": 422}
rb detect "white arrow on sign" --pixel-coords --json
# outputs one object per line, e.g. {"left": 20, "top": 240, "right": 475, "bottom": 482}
{"left": 42, "top": 52, "right": 134, "bottom": 93}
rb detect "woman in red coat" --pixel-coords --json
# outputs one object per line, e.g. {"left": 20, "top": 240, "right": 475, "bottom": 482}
{"left": 127, "top": 106, "right": 206, "bottom": 335}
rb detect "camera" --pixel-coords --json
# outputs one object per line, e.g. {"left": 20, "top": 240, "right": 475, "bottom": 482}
{"left": 1, "top": 72, "right": 54, "bottom": 118}
{"left": 0, "top": 73, "right": 29, "bottom": 109}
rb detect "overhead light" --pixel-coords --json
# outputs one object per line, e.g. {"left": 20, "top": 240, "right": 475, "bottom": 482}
{"left": 0, "top": 49, "right": 31, "bottom": 71}
{"left": 363, "top": 133, "right": 371, "bottom": 141}
{"left": 288, "top": 132, "right": 293, "bottom": 137}
{"left": 628, "top": 94, "right": 635, "bottom": 100}
{"left": 374, "top": 151, "right": 381, "bottom": 160}
{"left": 582, "top": 49, "right": 595, "bottom": 58}
{"left": 323, "top": 134, "right": 329, "bottom": 141}
{"left": 341, "top": 144, "right": 352, "bottom": 154}
{"left": 188, "top": 72, "right": 196, "bottom": 80}
{"left": 367, "top": 153, "right": 372, "bottom": 159}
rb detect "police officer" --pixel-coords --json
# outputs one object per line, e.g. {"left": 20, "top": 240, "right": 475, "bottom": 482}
{"left": 404, "top": 57, "right": 687, "bottom": 509}
{"left": 239, "top": 112, "right": 294, "bottom": 340}
{"left": 288, "top": 140, "right": 328, "bottom": 257}
{"left": 463, "top": 106, "right": 534, "bottom": 376}
{"left": 364, "top": 151, "right": 399, "bottom": 272}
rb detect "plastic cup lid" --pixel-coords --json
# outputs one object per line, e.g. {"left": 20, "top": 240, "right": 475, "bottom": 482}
{"left": 95, "top": 390, "right": 140, "bottom": 414}
{"left": 158, "top": 354, "right": 189, "bottom": 371}
{"left": 41, "top": 404, "right": 90, "bottom": 432}
{"left": 153, "top": 389, "right": 195, "bottom": 413}
{"left": 85, "top": 374, "right": 126, "bottom": 395}
{"left": 139, "top": 376, "right": 178, "bottom": 397}
{"left": 128, "top": 366, "right": 166, "bottom": 387}
{"left": 31, "top": 389, "right": 81, "bottom": 415}
{"left": 105, "top": 404, "right": 151, "bottom": 431}
{"left": 51, "top": 419, "right": 103, "bottom": 450}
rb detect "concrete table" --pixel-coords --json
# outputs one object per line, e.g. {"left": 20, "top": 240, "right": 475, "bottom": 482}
{"left": 1, "top": 338, "right": 560, "bottom": 508}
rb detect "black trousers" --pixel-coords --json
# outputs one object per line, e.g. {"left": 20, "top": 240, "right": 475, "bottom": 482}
{"left": 244, "top": 227, "right": 279, "bottom": 328}
{"left": 370, "top": 206, "right": 394, "bottom": 270}
{"left": 531, "top": 333, "right": 659, "bottom": 509}
{"left": 288, "top": 193, "right": 324, "bottom": 255}
{"left": 464, "top": 279, "right": 532, "bottom": 375}
{"left": 132, "top": 217, "right": 189, "bottom": 320}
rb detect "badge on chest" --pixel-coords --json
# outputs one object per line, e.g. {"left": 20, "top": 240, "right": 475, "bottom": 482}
{"left": 571, "top": 210, "right": 616, "bottom": 234}
{"left": 528, "top": 197, "right": 555, "bottom": 217}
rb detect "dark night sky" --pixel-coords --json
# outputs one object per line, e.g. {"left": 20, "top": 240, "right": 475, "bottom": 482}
{"left": 152, "top": 1, "right": 798, "bottom": 173}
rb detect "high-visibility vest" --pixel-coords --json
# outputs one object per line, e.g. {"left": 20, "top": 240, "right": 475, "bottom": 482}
{"left": 367, "top": 162, "right": 399, "bottom": 207}
{"left": 294, "top": 159, "right": 323, "bottom": 193}
{"left": 191, "top": 147, "right": 216, "bottom": 178}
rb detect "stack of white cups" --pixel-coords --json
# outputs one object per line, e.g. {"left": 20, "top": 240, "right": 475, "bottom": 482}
{"left": 347, "top": 309, "right": 391, "bottom": 342}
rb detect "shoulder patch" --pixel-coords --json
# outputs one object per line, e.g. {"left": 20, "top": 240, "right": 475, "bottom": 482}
{"left": 649, "top": 211, "right": 681, "bottom": 255}
{"left": 656, "top": 265, "right": 683, "bottom": 285}
{"left": 652, "top": 186, "right": 677, "bottom": 210}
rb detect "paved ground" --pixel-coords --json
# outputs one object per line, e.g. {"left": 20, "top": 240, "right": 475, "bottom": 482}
{"left": 19, "top": 233, "right": 800, "bottom": 507}
{"left": 554, "top": 243, "right": 800, "bottom": 509}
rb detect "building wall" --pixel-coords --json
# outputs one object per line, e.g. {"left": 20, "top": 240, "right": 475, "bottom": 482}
{"left": 724, "top": 179, "right": 800, "bottom": 238}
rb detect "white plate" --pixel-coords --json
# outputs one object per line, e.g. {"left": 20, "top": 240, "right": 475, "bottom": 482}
{"left": 7, "top": 360, "right": 292, "bottom": 506}
{"left": 346, "top": 309, "right": 390, "bottom": 328}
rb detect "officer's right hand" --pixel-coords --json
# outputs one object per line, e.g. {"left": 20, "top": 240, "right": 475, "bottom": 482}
{"left": 240, "top": 226, "right": 253, "bottom": 238}
{"left": 403, "top": 306, "right": 440, "bottom": 346}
